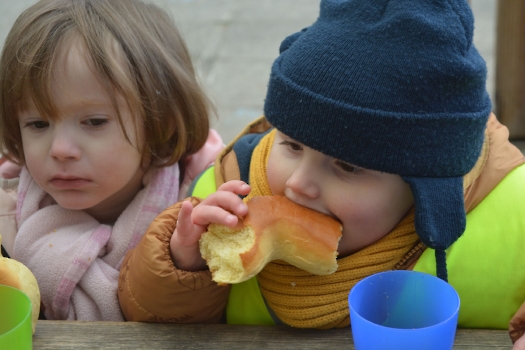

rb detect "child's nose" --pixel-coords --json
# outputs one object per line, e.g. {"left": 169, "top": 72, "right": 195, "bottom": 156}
{"left": 49, "top": 132, "right": 81, "bottom": 161}
{"left": 285, "top": 165, "right": 320, "bottom": 199}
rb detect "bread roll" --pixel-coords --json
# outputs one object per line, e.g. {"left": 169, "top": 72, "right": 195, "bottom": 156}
{"left": 0, "top": 235, "right": 41, "bottom": 333}
{"left": 199, "top": 195, "right": 342, "bottom": 284}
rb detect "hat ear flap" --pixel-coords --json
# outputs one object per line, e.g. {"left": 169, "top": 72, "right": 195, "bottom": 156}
{"left": 402, "top": 175, "right": 466, "bottom": 251}
{"left": 402, "top": 175, "right": 466, "bottom": 281}
{"left": 279, "top": 27, "right": 308, "bottom": 53}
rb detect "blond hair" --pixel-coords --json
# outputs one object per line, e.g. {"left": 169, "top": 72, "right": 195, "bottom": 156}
{"left": 0, "top": 0, "right": 212, "bottom": 167}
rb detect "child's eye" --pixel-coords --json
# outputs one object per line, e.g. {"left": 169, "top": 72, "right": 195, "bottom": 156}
{"left": 335, "top": 160, "right": 362, "bottom": 175}
{"left": 25, "top": 120, "right": 49, "bottom": 130}
{"left": 279, "top": 140, "right": 303, "bottom": 152}
{"left": 83, "top": 118, "right": 108, "bottom": 127}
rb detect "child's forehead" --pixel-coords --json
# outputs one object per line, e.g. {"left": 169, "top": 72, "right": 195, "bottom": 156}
{"left": 54, "top": 38, "right": 97, "bottom": 79}
{"left": 48, "top": 32, "right": 125, "bottom": 89}
{"left": 20, "top": 38, "right": 114, "bottom": 112}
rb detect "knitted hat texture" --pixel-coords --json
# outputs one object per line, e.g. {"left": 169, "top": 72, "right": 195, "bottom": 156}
{"left": 264, "top": 0, "right": 492, "bottom": 280}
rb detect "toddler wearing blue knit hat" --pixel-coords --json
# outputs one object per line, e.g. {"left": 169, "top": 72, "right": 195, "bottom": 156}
{"left": 120, "top": 0, "right": 525, "bottom": 344}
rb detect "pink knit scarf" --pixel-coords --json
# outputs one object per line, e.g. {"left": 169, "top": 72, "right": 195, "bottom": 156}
{"left": 13, "top": 164, "right": 180, "bottom": 320}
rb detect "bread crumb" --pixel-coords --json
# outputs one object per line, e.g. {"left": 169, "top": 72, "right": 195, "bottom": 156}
{"left": 291, "top": 282, "right": 296, "bottom": 287}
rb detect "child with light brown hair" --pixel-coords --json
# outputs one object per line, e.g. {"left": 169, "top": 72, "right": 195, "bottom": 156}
{"left": 0, "top": 0, "right": 223, "bottom": 321}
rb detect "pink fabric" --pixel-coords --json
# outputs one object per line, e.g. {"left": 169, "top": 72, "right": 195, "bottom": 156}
{"left": 11, "top": 130, "right": 223, "bottom": 320}
{"left": 13, "top": 164, "right": 180, "bottom": 320}
{"left": 179, "top": 129, "right": 224, "bottom": 200}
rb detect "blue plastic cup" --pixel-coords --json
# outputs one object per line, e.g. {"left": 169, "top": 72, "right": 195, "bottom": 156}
{"left": 349, "top": 270, "right": 460, "bottom": 350}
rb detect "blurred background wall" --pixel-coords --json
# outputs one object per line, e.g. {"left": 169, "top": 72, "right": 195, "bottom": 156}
{"left": 1, "top": 0, "right": 513, "bottom": 146}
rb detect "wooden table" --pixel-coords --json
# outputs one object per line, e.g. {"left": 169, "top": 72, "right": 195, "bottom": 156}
{"left": 32, "top": 321, "right": 513, "bottom": 349}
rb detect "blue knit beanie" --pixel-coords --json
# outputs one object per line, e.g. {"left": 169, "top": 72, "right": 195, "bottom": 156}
{"left": 264, "top": 0, "right": 492, "bottom": 281}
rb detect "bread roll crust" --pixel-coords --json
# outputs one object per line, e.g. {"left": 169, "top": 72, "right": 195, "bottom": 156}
{"left": 199, "top": 195, "right": 342, "bottom": 284}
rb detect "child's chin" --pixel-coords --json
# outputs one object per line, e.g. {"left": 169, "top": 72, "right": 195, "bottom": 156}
{"left": 49, "top": 194, "right": 94, "bottom": 211}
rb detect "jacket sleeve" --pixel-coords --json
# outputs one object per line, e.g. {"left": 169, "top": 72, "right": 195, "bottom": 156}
{"left": 118, "top": 197, "right": 231, "bottom": 323}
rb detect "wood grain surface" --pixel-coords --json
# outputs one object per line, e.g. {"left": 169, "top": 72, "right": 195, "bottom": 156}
{"left": 33, "top": 321, "right": 513, "bottom": 349}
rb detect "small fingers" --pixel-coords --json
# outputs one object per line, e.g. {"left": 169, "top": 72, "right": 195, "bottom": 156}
{"left": 192, "top": 205, "right": 241, "bottom": 227}
{"left": 199, "top": 190, "right": 249, "bottom": 217}
{"left": 175, "top": 201, "right": 200, "bottom": 242}
{"left": 191, "top": 180, "right": 251, "bottom": 228}
{"left": 216, "top": 180, "right": 251, "bottom": 196}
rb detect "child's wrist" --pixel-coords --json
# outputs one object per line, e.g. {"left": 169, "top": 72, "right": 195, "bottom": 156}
{"left": 169, "top": 242, "right": 207, "bottom": 272}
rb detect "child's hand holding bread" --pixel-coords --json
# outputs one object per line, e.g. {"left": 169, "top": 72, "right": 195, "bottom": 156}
{"left": 170, "top": 180, "right": 342, "bottom": 284}
{"left": 199, "top": 195, "right": 342, "bottom": 285}
{"left": 170, "top": 180, "right": 251, "bottom": 271}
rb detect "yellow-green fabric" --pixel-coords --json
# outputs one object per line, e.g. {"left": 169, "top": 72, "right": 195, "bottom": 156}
{"left": 414, "top": 164, "right": 525, "bottom": 329}
{"left": 190, "top": 166, "right": 274, "bottom": 325}
{"left": 226, "top": 277, "right": 275, "bottom": 325}
{"left": 190, "top": 166, "right": 216, "bottom": 199}
{"left": 193, "top": 163, "right": 525, "bottom": 328}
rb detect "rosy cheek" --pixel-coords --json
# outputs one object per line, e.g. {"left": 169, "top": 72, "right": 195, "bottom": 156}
{"left": 266, "top": 165, "right": 283, "bottom": 195}
{"left": 335, "top": 202, "right": 378, "bottom": 235}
